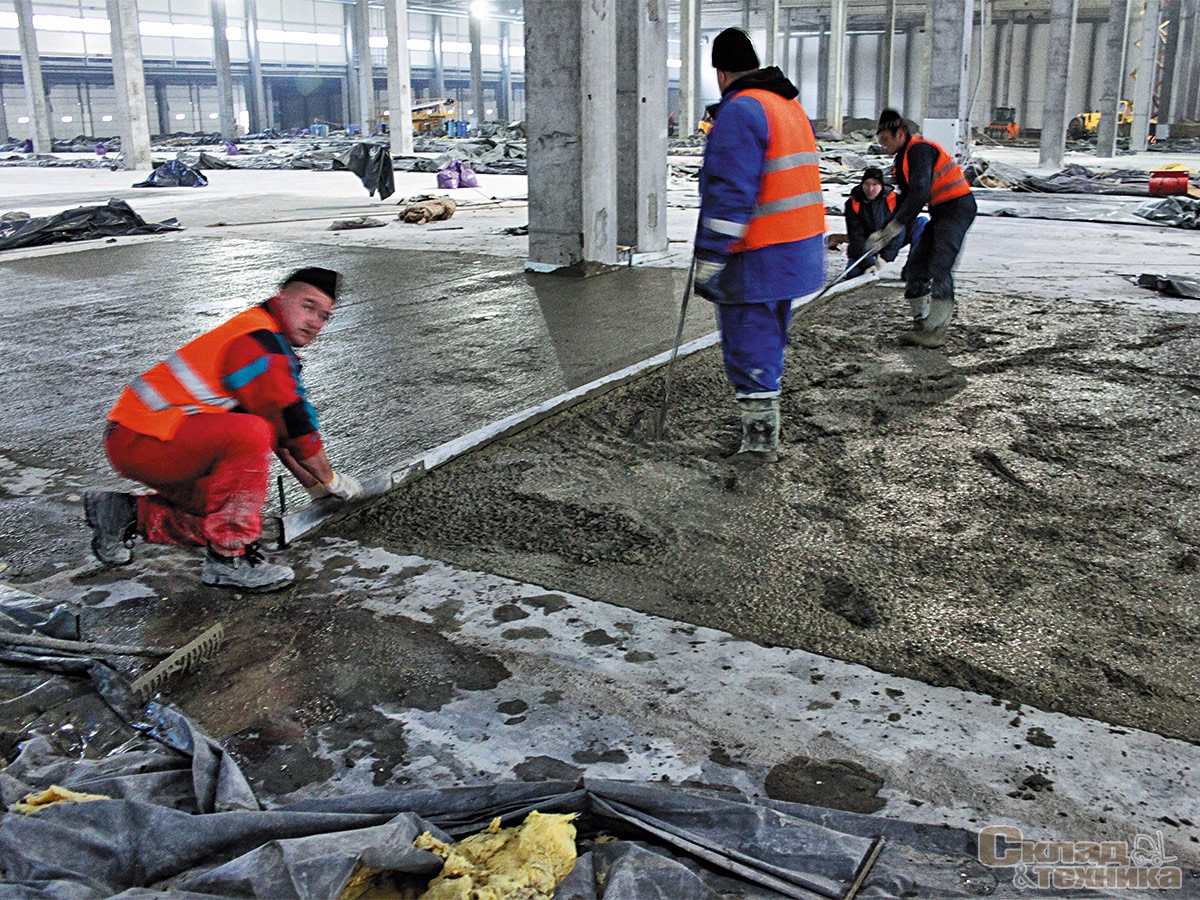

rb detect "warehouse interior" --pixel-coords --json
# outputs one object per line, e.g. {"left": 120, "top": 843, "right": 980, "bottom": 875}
{"left": 1, "top": 0, "right": 1199, "bottom": 896}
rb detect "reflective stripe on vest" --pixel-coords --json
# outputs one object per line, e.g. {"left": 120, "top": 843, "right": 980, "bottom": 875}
{"left": 902, "top": 136, "right": 972, "bottom": 206}
{"left": 109, "top": 306, "right": 278, "bottom": 441}
{"left": 726, "top": 89, "right": 825, "bottom": 253}
{"left": 849, "top": 193, "right": 897, "bottom": 216}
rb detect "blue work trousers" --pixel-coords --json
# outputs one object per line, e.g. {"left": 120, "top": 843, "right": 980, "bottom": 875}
{"left": 716, "top": 300, "right": 793, "bottom": 398}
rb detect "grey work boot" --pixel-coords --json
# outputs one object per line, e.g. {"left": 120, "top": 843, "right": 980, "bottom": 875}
{"left": 202, "top": 543, "right": 294, "bottom": 592}
{"left": 907, "top": 293, "right": 931, "bottom": 331}
{"left": 731, "top": 398, "right": 780, "bottom": 463}
{"left": 900, "top": 296, "right": 955, "bottom": 348}
{"left": 84, "top": 490, "right": 138, "bottom": 566}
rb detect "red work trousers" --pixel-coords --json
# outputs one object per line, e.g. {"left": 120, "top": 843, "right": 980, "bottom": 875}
{"left": 105, "top": 414, "right": 273, "bottom": 556}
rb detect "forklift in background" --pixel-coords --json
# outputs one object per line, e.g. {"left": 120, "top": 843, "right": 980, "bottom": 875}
{"left": 1068, "top": 100, "right": 1154, "bottom": 140}
{"left": 984, "top": 106, "right": 1020, "bottom": 140}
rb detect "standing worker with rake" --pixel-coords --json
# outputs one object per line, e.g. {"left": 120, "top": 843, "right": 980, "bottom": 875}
{"left": 84, "top": 267, "right": 365, "bottom": 592}
{"left": 867, "top": 109, "right": 976, "bottom": 348}
{"left": 692, "top": 28, "right": 826, "bottom": 463}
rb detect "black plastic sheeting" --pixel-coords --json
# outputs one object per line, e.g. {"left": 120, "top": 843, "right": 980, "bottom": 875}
{"left": 132, "top": 160, "right": 209, "bottom": 188}
{"left": 1134, "top": 196, "right": 1200, "bottom": 229}
{"left": 0, "top": 199, "right": 183, "bottom": 252}
{"left": 1015, "top": 165, "right": 1154, "bottom": 195}
{"left": 333, "top": 142, "right": 395, "bottom": 200}
{"left": 0, "top": 590, "right": 1066, "bottom": 899}
{"left": 1136, "top": 273, "right": 1200, "bottom": 299}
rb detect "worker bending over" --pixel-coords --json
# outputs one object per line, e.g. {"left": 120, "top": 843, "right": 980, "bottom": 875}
{"left": 843, "top": 166, "right": 927, "bottom": 281}
{"left": 693, "top": 28, "right": 825, "bottom": 462}
{"left": 867, "top": 109, "right": 977, "bottom": 348}
{"left": 85, "top": 267, "right": 364, "bottom": 592}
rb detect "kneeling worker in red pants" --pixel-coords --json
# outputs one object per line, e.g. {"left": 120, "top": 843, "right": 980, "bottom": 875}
{"left": 85, "top": 267, "right": 364, "bottom": 592}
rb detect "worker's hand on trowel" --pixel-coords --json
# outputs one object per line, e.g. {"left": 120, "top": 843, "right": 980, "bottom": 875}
{"left": 865, "top": 221, "right": 903, "bottom": 255}
{"left": 307, "top": 472, "right": 365, "bottom": 502}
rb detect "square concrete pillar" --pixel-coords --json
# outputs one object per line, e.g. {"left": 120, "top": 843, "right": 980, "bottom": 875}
{"left": 925, "top": 0, "right": 973, "bottom": 158}
{"left": 525, "top": 0, "right": 619, "bottom": 272}
{"left": 616, "top": 0, "right": 667, "bottom": 255}
{"left": 245, "top": 0, "right": 268, "bottom": 132}
{"left": 13, "top": 0, "right": 52, "bottom": 152}
{"left": 384, "top": 0, "right": 414, "bottom": 154}
{"left": 1039, "top": 0, "right": 1079, "bottom": 168}
{"left": 678, "top": 0, "right": 698, "bottom": 135}
{"left": 354, "top": 0, "right": 374, "bottom": 133}
{"left": 825, "top": 0, "right": 847, "bottom": 134}
{"left": 210, "top": 0, "right": 238, "bottom": 140}
{"left": 106, "top": 0, "right": 153, "bottom": 170}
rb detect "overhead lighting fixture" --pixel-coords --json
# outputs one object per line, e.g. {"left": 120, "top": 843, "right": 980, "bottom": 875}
{"left": 175, "top": 113, "right": 186, "bottom": 120}
{"left": 101, "top": 114, "right": 113, "bottom": 122}
{"left": 470, "top": 0, "right": 489, "bottom": 18}
{"left": 61, "top": 115, "right": 73, "bottom": 122}
{"left": 17, "top": 116, "right": 29, "bottom": 123}
{"left": 208, "top": 112, "right": 219, "bottom": 119}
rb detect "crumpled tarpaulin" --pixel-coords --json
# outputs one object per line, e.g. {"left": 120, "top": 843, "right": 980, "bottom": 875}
{"left": 132, "top": 159, "right": 208, "bottom": 188}
{"left": 0, "top": 199, "right": 182, "bottom": 251}
{"left": 1014, "top": 164, "right": 1156, "bottom": 195}
{"left": 1134, "top": 195, "right": 1200, "bottom": 228}
{"left": 1136, "top": 273, "right": 1200, "bottom": 299}
{"left": 333, "top": 142, "right": 395, "bottom": 200}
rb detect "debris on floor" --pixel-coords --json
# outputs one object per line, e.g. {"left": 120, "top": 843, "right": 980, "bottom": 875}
{"left": 132, "top": 159, "right": 208, "bottom": 188}
{"left": 329, "top": 216, "right": 389, "bottom": 231}
{"left": 400, "top": 198, "right": 457, "bottom": 224}
{"left": 0, "top": 199, "right": 182, "bottom": 251}
{"left": 1136, "top": 272, "right": 1200, "bottom": 298}
{"left": 415, "top": 810, "right": 578, "bottom": 899}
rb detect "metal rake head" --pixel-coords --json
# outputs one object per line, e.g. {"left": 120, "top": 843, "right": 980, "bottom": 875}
{"left": 130, "top": 623, "right": 224, "bottom": 700}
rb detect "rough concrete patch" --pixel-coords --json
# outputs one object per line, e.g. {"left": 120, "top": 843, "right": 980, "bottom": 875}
{"left": 344, "top": 284, "right": 1200, "bottom": 744}
{"left": 764, "top": 755, "right": 886, "bottom": 813}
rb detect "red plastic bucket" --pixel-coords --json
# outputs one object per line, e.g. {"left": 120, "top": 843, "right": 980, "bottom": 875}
{"left": 1148, "top": 170, "right": 1189, "bottom": 196}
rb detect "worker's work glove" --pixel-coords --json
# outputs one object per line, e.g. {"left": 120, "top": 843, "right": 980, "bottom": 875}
{"left": 305, "top": 482, "right": 331, "bottom": 500}
{"left": 325, "top": 471, "right": 365, "bottom": 502}
{"left": 693, "top": 255, "right": 728, "bottom": 303}
{"left": 869, "top": 257, "right": 888, "bottom": 273}
{"left": 865, "top": 220, "right": 904, "bottom": 255}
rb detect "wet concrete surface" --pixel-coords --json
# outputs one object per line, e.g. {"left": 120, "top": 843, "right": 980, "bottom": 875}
{"left": 0, "top": 237, "right": 707, "bottom": 578}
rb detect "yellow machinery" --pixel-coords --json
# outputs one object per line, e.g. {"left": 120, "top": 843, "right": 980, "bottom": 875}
{"left": 984, "top": 106, "right": 1020, "bottom": 140}
{"left": 381, "top": 98, "right": 458, "bottom": 136}
{"left": 1068, "top": 100, "right": 1150, "bottom": 139}
{"left": 411, "top": 98, "right": 457, "bottom": 135}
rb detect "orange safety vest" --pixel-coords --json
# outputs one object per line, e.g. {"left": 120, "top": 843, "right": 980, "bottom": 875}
{"left": 108, "top": 306, "right": 278, "bottom": 441}
{"left": 901, "top": 136, "right": 972, "bottom": 206}
{"left": 850, "top": 192, "right": 897, "bottom": 216}
{"left": 717, "top": 89, "right": 825, "bottom": 253}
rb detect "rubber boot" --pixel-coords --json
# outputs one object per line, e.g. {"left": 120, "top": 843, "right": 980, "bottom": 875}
{"left": 907, "top": 293, "right": 931, "bottom": 331}
{"left": 731, "top": 398, "right": 780, "bottom": 463}
{"left": 900, "top": 296, "right": 955, "bottom": 348}
{"left": 84, "top": 490, "right": 138, "bottom": 566}
{"left": 202, "top": 543, "right": 294, "bottom": 592}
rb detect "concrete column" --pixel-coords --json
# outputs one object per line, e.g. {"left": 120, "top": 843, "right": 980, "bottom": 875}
{"left": 826, "top": 0, "right": 847, "bottom": 134}
{"left": 265, "top": 80, "right": 275, "bottom": 127}
{"left": 766, "top": 0, "right": 779, "bottom": 66}
{"left": 1039, "top": 0, "right": 1079, "bottom": 168}
{"left": 431, "top": 15, "right": 446, "bottom": 99}
{"left": 353, "top": 0, "right": 374, "bottom": 133}
{"left": 210, "top": 0, "right": 237, "bottom": 139}
{"left": 919, "top": 4, "right": 934, "bottom": 119}
{"left": 1158, "top": 0, "right": 1184, "bottom": 122}
{"left": 616, "top": 0, "right": 667, "bottom": 254}
{"left": 817, "top": 17, "right": 829, "bottom": 118}
{"left": 1181, "top": 0, "right": 1200, "bottom": 118}
{"left": 13, "top": 0, "right": 52, "bottom": 152}
{"left": 0, "top": 83, "right": 9, "bottom": 140}
{"left": 903, "top": 24, "right": 918, "bottom": 113}
{"left": 499, "top": 21, "right": 513, "bottom": 121}
{"left": 469, "top": 12, "right": 485, "bottom": 127}
{"left": 1130, "top": 0, "right": 1162, "bottom": 150}
{"left": 969, "top": 0, "right": 992, "bottom": 126}
{"left": 106, "top": 0, "right": 153, "bottom": 169}
{"left": 678, "top": 0, "right": 698, "bottom": 134}
{"left": 880, "top": 0, "right": 897, "bottom": 108}
{"left": 926, "top": 0, "right": 973, "bottom": 157}
{"left": 153, "top": 79, "right": 171, "bottom": 136}
{"left": 525, "top": 0, "right": 618, "bottom": 271}
{"left": 781, "top": 10, "right": 792, "bottom": 82}
{"left": 742, "top": 0, "right": 750, "bottom": 31}
{"left": 846, "top": 33, "right": 857, "bottom": 114}
{"left": 384, "top": 0, "right": 413, "bottom": 153}
{"left": 1095, "top": 0, "right": 1131, "bottom": 156}
{"left": 245, "top": 0, "right": 268, "bottom": 132}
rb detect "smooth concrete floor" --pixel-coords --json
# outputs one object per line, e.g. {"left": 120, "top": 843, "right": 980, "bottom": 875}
{"left": 2, "top": 154, "right": 1200, "bottom": 875}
